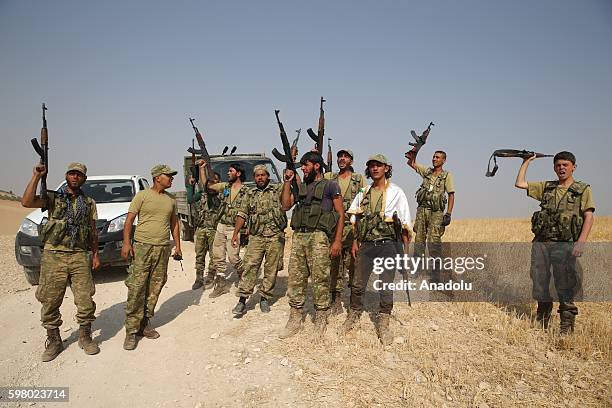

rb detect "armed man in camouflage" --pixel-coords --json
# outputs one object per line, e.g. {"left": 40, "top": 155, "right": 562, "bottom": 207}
{"left": 407, "top": 150, "right": 454, "bottom": 281}
{"left": 515, "top": 151, "right": 594, "bottom": 334}
{"left": 121, "top": 164, "right": 182, "bottom": 350}
{"left": 187, "top": 160, "right": 222, "bottom": 290}
{"left": 279, "top": 151, "right": 344, "bottom": 339}
{"left": 343, "top": 155, "right": 411, "bottom": 345}
{"left": 324, "top": 149, "right": 366, "bottom": 314}
{"left": 22, "top": 162, "right": 101, "bottom": 361}
{"left": 202, "top": 161, "right": 249, "bottom": 298}
{"left": 231, "top": 164, "right": 287, "bottom": 317}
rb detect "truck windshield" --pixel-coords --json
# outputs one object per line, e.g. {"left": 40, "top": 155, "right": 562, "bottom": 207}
{"left": 212, "top": 160, "right": 280, "bottom": 183}
{"left": 59, "top": 180, "right": 136, "bottom": 203}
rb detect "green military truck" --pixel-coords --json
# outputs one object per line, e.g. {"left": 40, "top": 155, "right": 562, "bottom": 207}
{"left": 176, "top": 152, "right": 283, "bottom": 241}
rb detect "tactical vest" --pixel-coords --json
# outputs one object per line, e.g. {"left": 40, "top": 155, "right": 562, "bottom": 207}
{"left": 356, "top": 186, "right": 396, "bottom": 242}
{"left": 290, "top": 179, "right": 339, "bottom": 237}
{"left": 218, "top": 184, "right": 249, "bottom": 226}
{"left": 330, "top": 172, "right": 364, "bottom": 215}
{"left": 531, "top": 180, "right": 588, "bottom": 242}
{"left": 41, "top": 192, "right": 95, "bottom": 250}
{"left": 415, "top": 168, "right": 448, "bottom": 212}
{"left": 247, "top": 184, "right": 287, "bottom": 236}
{"left": 197, "top": 191, "right": 222, "bottom": 230}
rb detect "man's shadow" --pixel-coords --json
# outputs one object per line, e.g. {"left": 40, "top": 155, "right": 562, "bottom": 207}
{"left": 152, "top": 287, "right": 204, "bottom": 328}
{"left": 62, "top": 300, "right": 127, "bottom": 347}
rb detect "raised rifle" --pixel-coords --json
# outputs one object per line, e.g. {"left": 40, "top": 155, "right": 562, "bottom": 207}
{"left": 31, "top": 103, "right": 49, "bottom": 208}
{"left": 290, "top": 128, "right": 301, "bottom": 162}
{"left": 485, "top": 149, "right": 553, "bottom": 177}
{"left": 188, "top": 118, "right": 215, "bottom": 181}
{"left": 307, "top": 97, "right": 327, "bottom": 169}
{"left": 327, "top": 137, "right": 333, "bottom": 173}
{"left": 271, "top": 110, "right": 299, "bottom": 201}
{"left": 404, "top": 122, "right": 434, "bottom": 160}
{"left": 190, "top": 139, "right": 199, "bottom": 184}
{"left": 392, "top": 211, "right": 411, "bottom": 307}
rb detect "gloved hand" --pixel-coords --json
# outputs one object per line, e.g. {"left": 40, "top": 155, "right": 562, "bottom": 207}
{"left": 441, "top": 213, "right": 452, "bottom": 226}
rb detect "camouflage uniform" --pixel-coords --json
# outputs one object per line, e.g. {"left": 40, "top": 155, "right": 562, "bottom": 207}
{"left": 287, "top": 179, "right": 339, "bottom": 310}
{"left": 324, "top": 172, "right": 364, "bottom": 298}
{"left": 187, "top": 185, "right": 221, "bottom": 282}
{"left": 528, "top": 180, "right": 594, "bottom": 329}
{"left": 37, "top": 190, "right": 97, "bottom": 329}
{"left": 413, "top": 165, "right": 453, "bottom": 279}
{"left": 237, "top": 183, "right": 287, "bottom": 300}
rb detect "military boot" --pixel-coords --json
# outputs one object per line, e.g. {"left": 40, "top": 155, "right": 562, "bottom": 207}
{"left": 191, "top": 276, "right": 204, "bottom": 290}
{"left": 203, "top": 273, "right": 216, "bottom": 290}
{"left": 138, "top": 318, "right": 160, "bottom": 339}
{"left": 342, "top": 309, "right": 361, "bottom": 334}
{"left": 123, "top": 333, "right": 137, "bottom": 350}
{"left": 232, "top": 297, "right": 247, "bottom": 318}
{"left": 279, "top": 307, "right": 302, "bottom": 339}
{"left": 209, "top": 275, "right": 230, "bottom": 298}
{"left": 78, "top": 323, "right": 100, "bottom": 355}
{"left": 535, "top": 301, "right": 553, "bottom": 329}
{"left": 330, "top": 292, "right": 344, "bottom": 316}
{"left": 313, "top": 309, "right": 330, "bottom": 336}
{"left": 559, "top": 303, "right": 577, "bottom": 334}
{"left": 377, "top": 313, "right": 394, "bottom": 346}
{"left": 259, "top": 297, "right": 271, "bottom": 313}
{"left": 41, "top": 328, "right": 63, "bottom": 362}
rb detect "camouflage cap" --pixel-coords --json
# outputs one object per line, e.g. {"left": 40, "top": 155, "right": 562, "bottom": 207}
{"left": 336, "top": 149, "right": 354, "bottom": 159}
{"left": 366, "top": 154, "right": 390, "bottom": 166}
{"left": 151, "top": 164, "right": 178, "bottom": 177}
{"left": 66, "top": 162, "right": 87, "bottom": 176}
{"left": 253, "top": 164, "right": 269, "bottom": 175}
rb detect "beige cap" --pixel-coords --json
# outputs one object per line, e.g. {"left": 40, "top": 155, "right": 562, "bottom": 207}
{"left": 366, "top": 154, "right": 390, "bottom": 166}
{"left": 66, "top": 162, "right": 87, "bottom": 176}
{"left": 336, "top": 149, "right": 354, "bottom": 159}
{"left": 151, "top": 164, "right": 178, "bottom": 177}
{"left": 253, "top": 164, "right": 269, "bottom": 175}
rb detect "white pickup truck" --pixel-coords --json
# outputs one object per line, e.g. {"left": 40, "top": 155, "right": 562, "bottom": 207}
{"left": 15, "top": 175, "right": 150, "bottom": 285}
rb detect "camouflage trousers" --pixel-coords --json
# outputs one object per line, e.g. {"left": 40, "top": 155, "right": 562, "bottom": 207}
{"left": 237, "top": 234, "right": 285, "bottom": 300}
{"left": 211, "top": 223, "right": 244, "bottom": 279}
{"left": 36, "top": 250, "right": 96, "bottom": 329}
{"left": 530, "top": 241, "right": 582, "bottom": 314}
{"left": 124, "top": 242, "right": 170, "bottom": 334}
{"left": 414, "top": 207, "right": 445, "bottom": 279}
{"left": 195, "top": 227, "right": 216, "bottom": 280}
{"left": 288, "top": 230, "right": 331, "bottom": 311}
{"left": 329, "top": 224, "right": 355, "bottom": 295}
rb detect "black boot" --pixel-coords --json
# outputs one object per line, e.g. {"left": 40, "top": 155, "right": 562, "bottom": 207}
{"left": 535, "top": 301, "right": 553, "bottom": 329}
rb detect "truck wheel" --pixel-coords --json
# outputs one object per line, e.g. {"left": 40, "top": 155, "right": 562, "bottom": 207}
{"left": 24, "top": 267, "right": 40, "bottom": 286}
{"left": 181, "top": 221, "right": 194, "bottom": 242}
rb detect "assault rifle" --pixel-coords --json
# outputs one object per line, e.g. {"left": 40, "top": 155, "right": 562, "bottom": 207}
{"left": 485, "top": 149, "right": 553, "bottom": 177}
{"left": 327, "top": 138, "right": 333, "bottom": 173}
{"left": 307, "top": 97, "right": 327, "bottom": 170}
{"left": 272, "top": 110, "right": 299, "bottom": 202}
{"left": 190, "top": 139, "right": 199, "bottom": 184}
{"left": 31, "top": 103, "right": 49, "bottom": 209}
{"left": 392, "top": 212, "right": 411, "bottom": 307}
{"left": 188, "top": 118, "right": 214, "bottom": 181}
{"left": 290, "top": 128, "right": 301, "bottom": 162}
{"left": 404, "top": 122, "right": 434, "bottom": 160}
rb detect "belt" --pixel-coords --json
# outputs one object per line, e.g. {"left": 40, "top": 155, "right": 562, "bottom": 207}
{"left": 295, "top": 227, "right": 318, "bottom": 233}
{"left": 361, "top": 239, "right": 399, "bottom": 245}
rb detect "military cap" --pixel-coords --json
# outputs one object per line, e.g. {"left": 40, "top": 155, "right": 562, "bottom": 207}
{"left": 336, "top": 149, "right": 354, "bottom": 159}
{"left": 66, "top": 162, "right": 87, "bottom": 176}
{"left": 151, "top": 164, "right": 178, "bottom": 177}
{"left": 253, "top": 164, "right": 269, "bottom": 175}
{"left": 366, "top": 154, "right": 390, "bottom": 166}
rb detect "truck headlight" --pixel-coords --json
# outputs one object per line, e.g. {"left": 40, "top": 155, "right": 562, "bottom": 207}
{"left": 107, "top": 214, "right": 128, "bottom": 233}
{"left": 19, "top": 218, "right": 39, "bottom": 237}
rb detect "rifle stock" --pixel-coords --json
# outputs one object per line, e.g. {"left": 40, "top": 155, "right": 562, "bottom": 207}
{"left": 485, "top": 149, "right": 553, "bottom": 177}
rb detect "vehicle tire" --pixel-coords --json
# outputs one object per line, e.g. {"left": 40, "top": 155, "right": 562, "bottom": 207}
{"left": 181, "top": 221, "right": 194, "bottom": 242}
{"left": 24, "top": 266, "right": 40, "bottom": 286}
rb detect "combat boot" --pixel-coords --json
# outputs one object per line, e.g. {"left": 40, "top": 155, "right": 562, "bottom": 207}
{"left": 259, "top": 297, "right": 271, "bottom": 313}
{"left": 330, "top": 293, "right": 344, "bottom": 316}
{"left": 377, "top": 313, "right": 394, "bottom": 346}
{"left": 203, "top": 273, "right": 216, "bottom": 290}
{"left": 535, "top": 301, "right": 553, "bottom": 329}
{"left": 313, "top": 309, "right": 330, "bottom": 336}
{"left": 232, "top": 297, "right": 247, "bottom": 318}
{"left": 209, "top": 275, "right": 230, "bottom": 298}
{"left": 191, "top": 276, "right": 204, "bottom": 290}
{"left": 78, "top": 323, "right": 100, "bottom": 355}
{"left": 342, "top": 309, "right": 361, "bottom": 334}
{"left": 279, "top": 307, "right": 302, "bottom": 339}
{"left": 123, "top": 333, "right": 137, "bottom": 350}
{"left": 41, "top": 328, "right": 63, "bottom": 362}
{"left": 138, "top": 318, "right": 160, "bottom": 339}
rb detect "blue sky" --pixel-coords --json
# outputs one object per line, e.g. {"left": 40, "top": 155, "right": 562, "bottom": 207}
{"left": 1, "top": 0, "right": 610, "bottom": 217}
